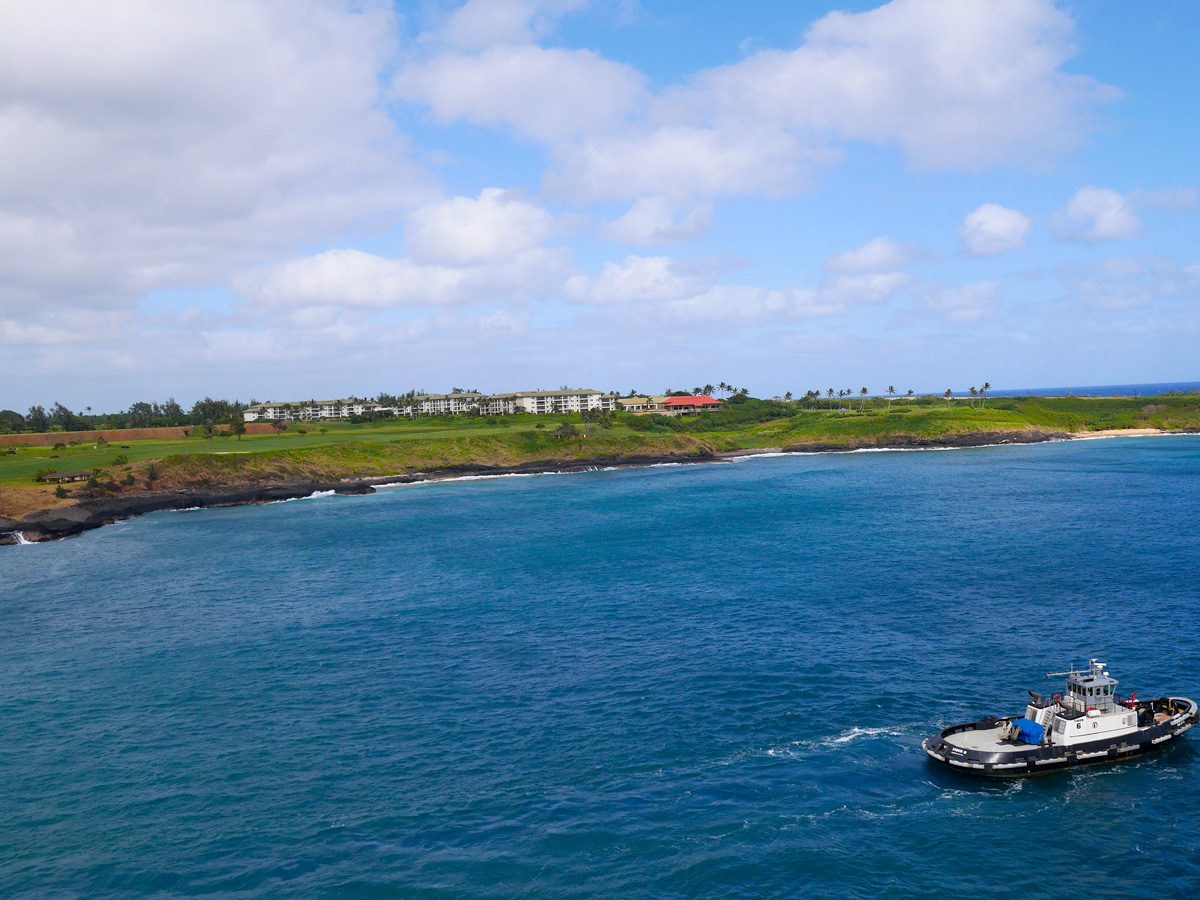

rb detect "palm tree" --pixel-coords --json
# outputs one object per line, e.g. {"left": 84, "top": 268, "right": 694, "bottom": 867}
{"left": 703, "top": 383, "right": 715, "bottom": 396}
{"left": 969, "top": 386, "right": 978, "bottom": 407}
{"left": 981, "top": 382, "right": 991, "bottom": 407}
{"left": 886, "top": 386, "right": 895, "bottom": 409}
{"left": 944, "top": 389, "right": 953, "bottom": 409}
{"left": 860, "top": 387, "right": 868, "bottom": 411}
{"left": 784, "top": 391, "right": 793, "bottom": 402}
{"left": 906, "top": 389, "right": 914, "bottom": 405}
{"left": 827, "top": 388, "right": 835, "bottom": 410}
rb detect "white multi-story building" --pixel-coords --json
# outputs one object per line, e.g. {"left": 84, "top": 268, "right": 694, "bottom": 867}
{"left": 402, "top": 390, "right": 616, "bottom": 417}
{"left": 482, "top": 394, "right": 519, "bottom": 416}
{"left": 409, "top": 393, "right": 488, "bottom": 416}
{"left": 245, "top": 389, "right": 618, "bottom": 421}
{"left": 244, "top": 399, "right": 390, "bottom": 422}
{"left": 511, "top": 390, "right": 617, "bottom": 415}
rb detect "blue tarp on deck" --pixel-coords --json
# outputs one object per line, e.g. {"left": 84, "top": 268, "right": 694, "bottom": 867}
{"left": 1014, "top": 718, "right": 1045, "bottom": 744}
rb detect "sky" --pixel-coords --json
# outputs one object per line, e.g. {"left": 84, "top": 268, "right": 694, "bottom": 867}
{"left": 2, "top": 0, "right": 1198, "bottom": 411}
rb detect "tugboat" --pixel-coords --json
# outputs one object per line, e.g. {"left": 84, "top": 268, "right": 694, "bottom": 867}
{"left": 923, "top": 660, "right": 1198, "bottom": 777}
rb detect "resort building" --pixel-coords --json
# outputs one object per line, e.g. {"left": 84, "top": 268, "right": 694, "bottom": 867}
{"left": 244, "top": 399, "right": 390, "bottom": 422}
{"left": 392, "top": 390, "right": 617, "bottom": 418}
{"left": 510, "top": 390, "right": 617, "bottom": 415}
{"left": 408, "top": 393, "right": 488, "bottom": 416}
{"left": 617, "top": 395, "right": 723, "bottom": 416}
{"left": 245, "top": 389, "right": 619, "bottom": 421}
{"left": 618, "top": 397, "right": 652, "bottom": 411}
{"left": 657, "top": 396, "right": 723, "bottom": 417}
{"left": 482, "top": 394, "right": 519, "bottom": 416}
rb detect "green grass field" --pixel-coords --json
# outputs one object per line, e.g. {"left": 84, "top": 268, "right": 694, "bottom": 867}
{"left": 2, "top": 396, "right": 1198, "bottom": 494}
{"left": 0, "top": 416, "right": 653, "bottom": 487}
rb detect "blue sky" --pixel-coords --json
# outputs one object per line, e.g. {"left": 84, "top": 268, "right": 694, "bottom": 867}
{"left": 1, "top": 0, "right": 1198, "bottom": 410}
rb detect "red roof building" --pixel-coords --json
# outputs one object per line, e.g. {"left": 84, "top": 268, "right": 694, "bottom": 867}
{"left": 660, "top": 396, "right": 722, "bottom": 415}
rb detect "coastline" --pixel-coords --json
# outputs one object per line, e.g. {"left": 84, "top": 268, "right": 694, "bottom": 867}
{"left": 2, "top": 427, "right": 1191, "bottom": 546}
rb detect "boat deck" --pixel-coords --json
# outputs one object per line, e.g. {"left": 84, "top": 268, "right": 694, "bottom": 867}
{"left": 942, "top": 727, "right": 1020, "bottom": 753}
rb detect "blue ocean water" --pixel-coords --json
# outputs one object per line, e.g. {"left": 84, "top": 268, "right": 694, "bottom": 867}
{"left": 3, "top": 437, "right": 1200, "bottom": 899}
{"left": 990, "top": 380, "right": 1200, "bottom": 398}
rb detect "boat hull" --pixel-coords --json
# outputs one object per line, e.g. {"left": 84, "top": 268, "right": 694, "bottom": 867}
{"left": 923, "top": 697, "right": 1198, "bottom": 778}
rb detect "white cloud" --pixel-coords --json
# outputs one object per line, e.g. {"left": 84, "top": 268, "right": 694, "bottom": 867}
{"left": 826, "top": 237, "right": 913, "bottom": 273}
{"left": 657, "top": 286, "right": 825, "bottom": 324}
{"left": 916, "top": 281, "right": 1001, "bottom": 324}
{"left": 396, "top": 45, "right": 645, "bottom": 143}
{"left": 406, "top": 188, "right": 557, "bottom": 266}
{"left": 1059, "top": 187, "right": 1142, "bottom": 242}
{"left": 0, "top": 309, "right": 132, "bottom": 347}
{"left": 546, "top": 125, "right": 823, "bottom": 204}
{"left": 563, "top": 255, "right": 723, "bottom": 304}
{"left": 436, "top": 0, "right": 589, "bottom": 50}
{"left": 960, "top": 204, "right": 1032, "bottom": 256}
{"left": 1135, "top": 186, "right": 1199, "bottom": 211}
{"left": 565, "top": 252, "right": 913, "bottom": 321}
{"left": 821, "top": 271, "right": 915, "bottom": 307}
{"left": 405, "top": 1, "right": 1113, "bottom": 206}
{"left": 0, "top": 0, "right": 428, "bottom": 311}
{"left": 665, "top": 0, "right": 1111, "bottom": 171}
{"left": 646, "top": 278, "right": 910, "bottom": 326}
{"left": 599, "top": 197, "right": 714, "bottom": 244}
{"left": 1067, "top": 255, "right": 1200, "bottom": 310}
{"left": 237, "top": 245, "right": 571, "bottom": 310}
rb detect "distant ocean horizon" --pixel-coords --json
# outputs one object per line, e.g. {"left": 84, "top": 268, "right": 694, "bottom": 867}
{"left": 973, "top": 381, "right": 1199, "bottom": 399}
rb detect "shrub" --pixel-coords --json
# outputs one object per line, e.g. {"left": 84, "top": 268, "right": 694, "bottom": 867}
{"left": 125, "top": 474, "right": 135, "bottom": 485}
{"left": 53, "top": 442, "right": 66, "bottom": 451}
{"left": 87, "top": 476, "right": 99, "bottom": 487}
{"left": 146, "top": 463, "right": 158, "bottom": 483}
{"left": 55, "top": 485, "right": 69, "bottom": 498}
{"left": 34, "top": 467, "right": 58, "bottom": 483}
{"left": 112, "top": 454, "right": 129, "bottom": 465}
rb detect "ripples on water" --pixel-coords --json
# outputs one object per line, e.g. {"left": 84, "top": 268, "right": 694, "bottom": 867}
{"left": 3, "top": 437, "right": 1199, "bottom": 898}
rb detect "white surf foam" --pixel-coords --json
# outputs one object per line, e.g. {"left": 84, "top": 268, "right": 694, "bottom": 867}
{"left": 263, "top": 489, "right": 340, "bottom": 504}
{"left": 11, "top": 531, "right": 33, "bottom": 545}
{"left": 724, "top": 451, "right": 794, "bottom": 462}
{"left": 277, "top": 489, "right": 338, "bottom": 502}
{"left": 376, "top": 463, "right": 692, "bottom": 490}
{"left": 824, "top": 725, "right": 910, "bottom": 745}
{"left": 766, "top": 725, "right": 913, "bottom": 757}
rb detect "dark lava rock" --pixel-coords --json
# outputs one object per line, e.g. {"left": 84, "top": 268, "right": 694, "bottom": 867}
{"left": 5, "top": 479, "right": 378, "bottom": 544}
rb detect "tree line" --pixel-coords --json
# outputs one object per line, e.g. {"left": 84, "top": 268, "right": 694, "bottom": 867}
{"left": 0, "top": 397, "right": 255, "bottom": 434}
